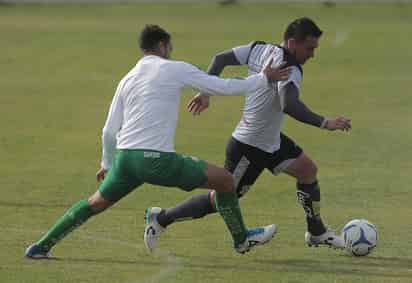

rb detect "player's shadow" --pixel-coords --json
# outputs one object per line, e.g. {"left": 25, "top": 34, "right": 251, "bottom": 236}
{"left": 348, "top": 255, "right": 412, "bottom": 270}
{"left": 253, "top": 257, "right": 412, "bottom": 279}
{"left": 176, "top": 254, "right": 412, "bottom": 279}
{"left": 60, "top": 257, "right": 156, "bottom": 266}
{"left": 49, "top": 253, "right": 412, "bottom": 279}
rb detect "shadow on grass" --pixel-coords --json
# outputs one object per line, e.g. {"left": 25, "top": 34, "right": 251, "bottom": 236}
{"left": 252, "top": 257, "right": 412, "bottom": 279}
{"left": 352, "top": 255, "right": 412, "bottom": 270}
{"left": 59, "top": 257, "right": 140, "bottom": 266}
{"left": 55, "top": 253, "right": 412, "bottom": 280}
{"left": 172, "top": 254, "right": 412, "bottom": 279}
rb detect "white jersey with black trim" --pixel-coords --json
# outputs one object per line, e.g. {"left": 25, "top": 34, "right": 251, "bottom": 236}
{"left": 100, "top": 55, "right": 269, "bottom": 169}
{"left": 232, "top": 42, "right": 303, "bottom": 153}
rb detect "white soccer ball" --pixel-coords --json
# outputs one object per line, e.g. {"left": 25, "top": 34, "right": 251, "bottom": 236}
{"left": 342, "top": 219, "right": 377, "bottom": 256}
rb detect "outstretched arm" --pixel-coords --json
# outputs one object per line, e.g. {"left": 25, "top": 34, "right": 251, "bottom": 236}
{"left": 187, "top": 47, "right": 289, "bottom": 115}
{"left": 283, "top": 82, "right": 351, "bottom": 131}
{"left": 180, "top": 56, "right": 287, "bottom": 97}
{"left": 187, "top": 50, "right": 241, "bottom": 115}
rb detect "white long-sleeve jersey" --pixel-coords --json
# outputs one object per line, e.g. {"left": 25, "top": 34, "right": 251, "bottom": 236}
{"left": 101, "top": 55, "right": 269, "bottom": 169}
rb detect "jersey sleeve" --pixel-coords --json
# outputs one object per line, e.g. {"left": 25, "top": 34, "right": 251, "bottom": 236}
{"left": 177, "top": 61, "right": 268, "bottom": 96}
{"left": 101, "top": 86, "right": 124, "bottom": 170}
{"left": 277, "top": 66, "right": 302, "bottom": 110}
{"left": 232, "top": 42, "right": 255, "bottom": 64}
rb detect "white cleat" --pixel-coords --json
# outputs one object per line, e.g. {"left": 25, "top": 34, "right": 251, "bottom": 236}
{"left": 144, "top": 207, "right": 165, "bottom": 253}
{"left": 305, "top": 228, "right": 345, "bottom": 249}
{"left": 235, "top": 224, "right": 277, "bottom": 254}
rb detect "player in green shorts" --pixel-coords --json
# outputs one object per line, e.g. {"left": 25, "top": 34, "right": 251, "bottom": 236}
{"left": 25, "top": 24, "right": 289, "bottom": 259}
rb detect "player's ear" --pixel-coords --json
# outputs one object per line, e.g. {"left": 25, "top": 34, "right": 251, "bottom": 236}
{"left": 158, "top": 41, "right": 167, "bottom": 57}
{"left": 287, "top": 38, "right": 296, "bottom": 50}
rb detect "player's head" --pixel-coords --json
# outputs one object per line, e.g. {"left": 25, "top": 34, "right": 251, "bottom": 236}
{"left": 283, "top": 17, "right": 322, "bottom": 65}
{"left": 139, "top": 24, "right": 172, "bottom": 59}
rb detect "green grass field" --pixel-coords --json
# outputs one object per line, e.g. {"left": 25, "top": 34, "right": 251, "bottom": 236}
{"left": 1, "top": 2, "right": 412, "bottom": 283}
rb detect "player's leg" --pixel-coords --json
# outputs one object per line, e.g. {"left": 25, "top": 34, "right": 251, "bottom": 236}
{"left": 197, "top": 161, "right": 276, "bottom": 253}
{"left": 144, "top": 150, "right": 274, "bottom": 253}
{"left": 155, "top": 137, "right": 263, "bottom": 228}
{"left": 26, "top": 191, "right": 111, "bottom": 258}
{"left": 25, "top": 151, "right": 142, "bottom": 258}
{"left": 274, "top": 134, "right": 343, "bottom": 248}
{"left": 221, "top": 138, "right": 277, "bottom": 252}
{"left": 284, "top": 153, "right": 344, "bottom": 248}
{"left": 143, "top": 152, "right": 240, "bottom": 252}
{"left": 145, "top": 151, "right": 249, "bottom": 248}
{"left": 201, "top": 162, "right": 250, "bottom": 249}
{"left": 283, "top": 153, "right": 326, "bottom": 234}
{"left": 266, "top": 133, "right": 324, "bottom": 234}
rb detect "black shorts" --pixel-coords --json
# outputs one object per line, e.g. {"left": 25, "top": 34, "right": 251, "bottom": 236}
{"left": 225, "top": 133, "right": 303, "bottom": 197}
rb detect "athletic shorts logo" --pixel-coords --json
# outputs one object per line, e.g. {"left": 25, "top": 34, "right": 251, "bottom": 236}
{"left": 144, "top": 152, "right": 161, "bottom": 158}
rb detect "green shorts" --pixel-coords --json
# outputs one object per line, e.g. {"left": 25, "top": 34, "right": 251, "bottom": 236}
{"left": 98, "top": 149, "right": 207, "bottom": 202}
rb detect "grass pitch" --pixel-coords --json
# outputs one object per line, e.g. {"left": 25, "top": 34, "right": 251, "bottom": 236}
{"left": 1, "top": 2, "right": 412, "bottom": 283}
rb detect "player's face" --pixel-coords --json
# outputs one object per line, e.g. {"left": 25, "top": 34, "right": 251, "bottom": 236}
{"left": 294, "top": 36, "right": 319, "bottom": 65}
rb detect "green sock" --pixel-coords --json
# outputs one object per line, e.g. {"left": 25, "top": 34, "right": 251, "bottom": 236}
{"left": 37, "top": 199, "right": 95, "bottom": 251}
{"left": 214, "top": 191, "right": 247, "bottom": 246}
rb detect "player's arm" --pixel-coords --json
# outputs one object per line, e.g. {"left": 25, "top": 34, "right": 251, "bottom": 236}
{"left": 282, "top": 82, "right": 351, "bottom": 131}
{"left": 187, "top": 48, "right": 243, "bottom": 114}
{"left": 207, "top": 49, "right": 243, "bottom": 76}
{"left": 98, "top": 90, "right": 124, "bottom": 181}
{"left": 188, "top": 42, "right": 270, "bottom": 114}
{"left": 179, "top": 59, "right": 284, "bottom": 98}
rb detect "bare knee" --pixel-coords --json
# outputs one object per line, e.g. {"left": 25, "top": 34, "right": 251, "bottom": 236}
{"left": 204, "top": 164, "right": 234, "bottom": 193}
{"left": 218, "top": 170, "right": 234, "bottom": 192}
{"left": 286, "top": 154, "right": 318, "bottom": 184}
{"left": 298, "top": 160, "right": 318, "bottom": 184}
{"left": 88, "top": 191, "right": 113, "bottom": 214}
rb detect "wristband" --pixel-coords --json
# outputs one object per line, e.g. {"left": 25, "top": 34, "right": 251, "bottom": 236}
{"left": 320, "top": 118, "right": 328, "bottom": 129}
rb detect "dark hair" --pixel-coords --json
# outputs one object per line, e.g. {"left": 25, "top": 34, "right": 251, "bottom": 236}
{"left": 283, "top": 17, "right": 322, "bottom": 42}
{"left": 139, "top": 24, "right": 171, "bottom": 51}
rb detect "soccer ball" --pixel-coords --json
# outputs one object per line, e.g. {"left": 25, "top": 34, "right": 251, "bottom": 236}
{"left": 342, "top": 219, "right": 377, "bottom": 256}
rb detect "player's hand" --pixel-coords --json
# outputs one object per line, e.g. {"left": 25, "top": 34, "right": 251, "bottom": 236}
{"left": 187, "top": 93, "right": 210, "bottom": 115}
{"left": 325, "top": 117, "right": 352, "bottom": 132}
{"left": 96, "top": 167, "right": 108, "bottom": 182}
{"left": 263, "top": 59, "right": 290, "bottom": 82}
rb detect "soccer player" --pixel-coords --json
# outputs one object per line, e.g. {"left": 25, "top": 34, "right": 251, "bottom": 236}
{"left": 144, "top": 18, "right": 352, "bottom": 252}
{"left": 24, "top": 24, "right": 290, "bottom": 259}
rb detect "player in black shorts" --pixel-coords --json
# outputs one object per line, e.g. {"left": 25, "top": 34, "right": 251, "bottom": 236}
{"left": 145, "top": 17, "right": 351, "bottom": 252}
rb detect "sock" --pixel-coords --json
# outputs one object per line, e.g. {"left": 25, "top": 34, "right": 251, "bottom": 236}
{"left": 157, "top": 193, "right": 216, "bottom": 228}
{"left": 214, "top": 190, "right": 247, "bottom": 246}
{"left": 36, "top": 199, "right": 95, "bottom": 251}
{"left": 296, "top": 181, "right": 326, "bottom": 236}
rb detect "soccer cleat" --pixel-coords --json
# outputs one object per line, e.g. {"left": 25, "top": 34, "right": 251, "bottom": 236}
{"left": 25, "top": 244, "right": 51, "bottom": 259}
{"left": 305, "top": 228, "right": 345, "bottom": 249}
{"left": 235, "top": 224, "right": 277, "bottom": 254}
{"left": 144, "top": 207, "right": 165, "bottom": 253}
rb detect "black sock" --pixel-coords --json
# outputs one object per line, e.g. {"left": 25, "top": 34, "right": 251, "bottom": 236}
{"left": 157, "top": 193, "right": 216, "bottom": 228}
{"left": 296, "top": 181, "right": 326, "bottom": 236}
